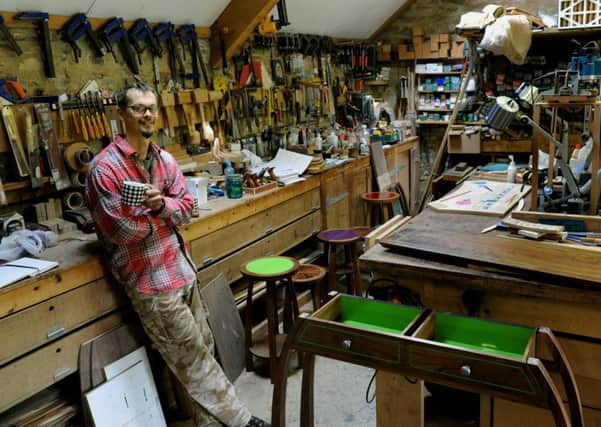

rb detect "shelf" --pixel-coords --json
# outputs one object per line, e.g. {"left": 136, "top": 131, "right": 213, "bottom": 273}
{"left": 364, "top": 80, "right": 389, "bottom": 86}
{"left": 416, "top": 120, "right": 450, "bottom": 125}
{"left": 416, "top": 72, "right": 463, "bottom": 75}
{"left": 417, "top": 108, "right": 453, "bottom": 112}
{"left": 418, "top": 90, "right": 459, "bottom": 94}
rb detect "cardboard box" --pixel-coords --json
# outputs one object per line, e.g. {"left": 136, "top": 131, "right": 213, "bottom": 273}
{"left": 439, "top": 42, "right": 449, "bottom": 57}
{"left": 377, "top": 44, "right": 392, "bottom": 62}
{"left": 439, "top": 33, "right": 449, "bottom": 43}
{"left": 450, "top": 41, "right": 465, "bottom": 58}
{"left": 448, "top": 131, "right": 481, "bottom": 154}
{"left": 412, "top": 25, "right": 424, "bottom": 36}
{"left": 398, "top": 44, "right": 415, "bottom": 60}
{"left": 430, "top": 35, "right": 439, "bottom": 51}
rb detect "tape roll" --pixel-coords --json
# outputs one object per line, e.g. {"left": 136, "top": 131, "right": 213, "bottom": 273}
{"left": 70, "top": 171, "right": 87, "bottom": 188}
{"left": 64, "top": 142, "right": 93, "bottom": 172}
{"left": 63, "top": 191, "right": 85, "bottom": 210}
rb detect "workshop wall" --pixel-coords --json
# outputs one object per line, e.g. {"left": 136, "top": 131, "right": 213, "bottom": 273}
{"left": 0, "top": 27, "right": 209, "bottom": 95}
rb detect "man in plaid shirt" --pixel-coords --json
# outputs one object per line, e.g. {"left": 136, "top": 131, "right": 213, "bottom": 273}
{"left": 86, "top": 81, "right": 268, "bottom": 427}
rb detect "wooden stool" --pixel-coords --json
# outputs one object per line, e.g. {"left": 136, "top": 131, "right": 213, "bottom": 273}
{"left": 240, "top": 256, "right": 299, "bottom": 381}
{"left": 317, "top": 228, "right": 362, "bottom": 297}
{"left": 361, "top": 191, "right": 400, "bottom": 226}
{"left": 291, "top": 264, "right": 327, "bottom": 310}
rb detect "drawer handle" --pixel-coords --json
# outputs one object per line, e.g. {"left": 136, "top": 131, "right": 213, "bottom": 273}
{"left": 264, "top": 225, "right": 273, "bottom": 235}
{"left": 201, "top": 256, "right": 213, "bottom": 266}
{"left": 460, "top": 365, "right": 471, "bottom": 377}
{"left": 47, "top": 324, "right": 65, "bottom": 340}
{"left": 342, "top": 339, "right": 352, "bottom": 350}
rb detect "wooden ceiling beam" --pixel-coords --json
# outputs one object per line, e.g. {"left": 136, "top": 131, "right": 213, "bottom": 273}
{"left": 210, "top": 0, "right": 279, "bottom": 69}
{"left": 369, "top": 0, "right": 418, "bottom": 40}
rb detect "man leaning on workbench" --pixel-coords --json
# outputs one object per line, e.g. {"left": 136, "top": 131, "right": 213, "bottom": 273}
{"left": 85, "top": 80, "right": 269, "bottom": 427}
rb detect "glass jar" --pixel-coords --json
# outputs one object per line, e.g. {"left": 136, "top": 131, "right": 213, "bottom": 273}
{"left": 225, "top": 173, "right": 243, "bottom": 199}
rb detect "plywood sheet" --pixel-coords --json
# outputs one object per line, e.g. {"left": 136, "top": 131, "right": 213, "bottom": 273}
{"left": 85, "top": 361, "right": 166, "bottom": 427}
{"left": 200, "top": 274, "right": 245, "bottom": 382}
{"left": 428, "top": 180, "right": 530, "bottom": 217}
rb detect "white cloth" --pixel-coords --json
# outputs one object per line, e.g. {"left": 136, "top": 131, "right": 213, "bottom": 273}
{"left": 480, "top": 15, "right": 532, "bottom": 64}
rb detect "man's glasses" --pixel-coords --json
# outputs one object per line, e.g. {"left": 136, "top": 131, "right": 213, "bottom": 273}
{"left": 127, "top": 104, "right": 159, "bottom": 115}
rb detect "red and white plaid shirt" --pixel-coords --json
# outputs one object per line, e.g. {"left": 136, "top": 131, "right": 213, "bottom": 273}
{"left": 85, "top": 135, "right": 197, "bottom": 294}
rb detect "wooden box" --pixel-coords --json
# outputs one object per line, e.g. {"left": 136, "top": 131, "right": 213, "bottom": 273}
{"left": 243, "top": 180, "right": 277, "bottom": 195}
{"left": 449, "top": 131, "right": 481, "bottom": 154}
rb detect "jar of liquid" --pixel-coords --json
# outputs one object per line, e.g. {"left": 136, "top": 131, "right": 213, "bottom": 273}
{"left": 226, "top": 173, "right": 243, "bottom": 199}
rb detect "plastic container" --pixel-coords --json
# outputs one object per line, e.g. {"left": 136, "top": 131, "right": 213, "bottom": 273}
{"left": 506, "top": 155, "right": 517, "bottom": 183}
{"left": 225, "top": 174, "right": 243, "bottom": 199}
{"left": 224, "top": 160, "right": 235, "bottom": 176}
{"left": 569, "top": 144, "right": 582, "bottom": 172}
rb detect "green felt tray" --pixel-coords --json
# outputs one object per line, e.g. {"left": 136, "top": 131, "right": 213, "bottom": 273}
{"left": 430, "top": 313, "right": 533, "bottom": 360}
{"left": 338, "top": 294, "right": 421, "bottom": 335}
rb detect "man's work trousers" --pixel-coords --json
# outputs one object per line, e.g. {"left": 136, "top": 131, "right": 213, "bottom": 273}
{"left": 125, "top": 283, "right": 251, "bottom": 427}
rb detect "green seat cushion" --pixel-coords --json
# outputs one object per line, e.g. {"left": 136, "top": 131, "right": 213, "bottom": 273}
{"left": 245, "top": 257, "right": 295, "bottom": 275}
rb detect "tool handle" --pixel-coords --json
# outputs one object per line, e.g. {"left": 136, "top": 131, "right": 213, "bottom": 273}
{"left": 0, "top": 20, "right": 23, "bottom": 55}
{"left": 40, "top": 18, "right": 55, "bottom": 77}
{"left": 79, "top": 111, "right": 89, "bottom": 141}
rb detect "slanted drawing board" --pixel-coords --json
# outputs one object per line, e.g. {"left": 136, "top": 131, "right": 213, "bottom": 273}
{"left": 428, "top": 180, "right": 530, "bottom": 216}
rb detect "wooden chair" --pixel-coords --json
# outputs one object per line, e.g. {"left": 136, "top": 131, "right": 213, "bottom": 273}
{"left": 316, "top": 229, "right": 362, "bottom": 297}
{"left": 240, "top": 256, "right": 299, "bottom": 382}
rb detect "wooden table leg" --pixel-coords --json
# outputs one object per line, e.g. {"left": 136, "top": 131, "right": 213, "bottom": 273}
{"left": 327, "top": 243, "right": 337, "bottom": 293}
{"left": 245, "top": 280, "right": 254, "bottom": 371}
{"left": 350, "top": 242, "right": 361, "bottom": 296}
{"left": 376, "top": 372, "right": 424, "bottom": 427}
{"left": 266, "top": 280, "right": 278, "bottom": 382}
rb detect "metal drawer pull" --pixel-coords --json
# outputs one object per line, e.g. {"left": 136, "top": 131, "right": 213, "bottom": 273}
{"left": 47, "top": 324, "right": 65, "bottom": 340}
{"left": 460, "top": 365, "right": 471, "bottom": 377}
{"left": 201, "top": 256, "right": 213, "bottom": 266}
{"left": 264, "top": 225, "right": 273, "bottom": 235}
{"left": 342, "top": 339, "right": 352, "bottom": 350}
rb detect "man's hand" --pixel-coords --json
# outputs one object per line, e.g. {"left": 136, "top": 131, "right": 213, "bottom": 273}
{"left": 143, "top": 185, "right": 165, "bottom": 212}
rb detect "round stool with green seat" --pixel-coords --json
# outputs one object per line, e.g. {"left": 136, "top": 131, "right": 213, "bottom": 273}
{"left": 240, "top": 256, "right": 300, "bottom": 381}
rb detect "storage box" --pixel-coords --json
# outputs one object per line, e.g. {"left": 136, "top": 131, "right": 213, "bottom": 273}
{"left": 377, "top": 44, "right": 392, "bottom": 62}
{"left": 398, "top": 44, "right": 415, "bottom": 60}
{"left": 448, "top": 131, "right": 481, "bottom": 154}
{"left": 412, "top": 25, "right": 425, "bottom": 36}
{"left": 243, "top": 180, "right": 277, "bottom": 195}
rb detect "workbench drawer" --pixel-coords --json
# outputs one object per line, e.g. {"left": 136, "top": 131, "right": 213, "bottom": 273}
{"left": 0, "top": 278, "right": 126, "bottom": 366}
{"left": 407, "top": 344, "right": 536, "bottom": 395}
{"left": 297, "top": 322, "right": 404, "bottom": 365}
{"left": 190, "top": 188, "right": 320, "bottom": 268}
{"left": 197, "top": 210, "right": 321, "bottom": 287}
{"left": 0, "top": 313, "right": 123, "bottom": 412}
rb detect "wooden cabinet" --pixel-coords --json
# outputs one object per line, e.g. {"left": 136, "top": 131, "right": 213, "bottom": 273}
{"left": 320, "top": 156, "right": 371, "bottom": 229}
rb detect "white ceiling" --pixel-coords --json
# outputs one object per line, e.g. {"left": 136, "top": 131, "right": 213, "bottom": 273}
{"left": 0, "top": 0, "right": 408, "bottom": 38}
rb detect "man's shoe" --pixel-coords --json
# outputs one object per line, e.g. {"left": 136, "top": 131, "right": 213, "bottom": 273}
{"left": 246, "top": 415, "right": 271, "bottom": 427}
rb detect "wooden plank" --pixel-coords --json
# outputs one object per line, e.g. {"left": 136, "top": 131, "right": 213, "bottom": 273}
{"left": 0, "top": 278, "right": 126, "bottom": 365}
{"left": 380, "top": 222, "right": 601, "bottom": 285}
{"left": 0, "top": 312, "right": 124, "bottom": 412}
{"left": 189, "top": 188, "right": 319, "bottom": 268}
{"left": 209, "top": 0, "right": 279, "bottom": 69}
{"left": 199, "top": 274, "right": 245, "bottom": 382}
{"left": 511, "top": 211, "right": 601, "bottom": 232}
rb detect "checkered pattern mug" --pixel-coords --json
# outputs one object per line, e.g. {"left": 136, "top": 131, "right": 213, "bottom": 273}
{"left": 122, "top": 180, "right": 148, "bottom": 205}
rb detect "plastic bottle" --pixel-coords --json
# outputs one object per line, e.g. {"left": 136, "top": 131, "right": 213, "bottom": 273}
{"left": 569, "top": 144, "right": 582, "bottom": 172}
{"left": 575, "top": 137, "right": 593, "bottom": 178}
{"left": 223, "top": 160, "right": 235, "bottom": 176}
{"left": 506, "top": 155, "right": 517, "bottom": 183}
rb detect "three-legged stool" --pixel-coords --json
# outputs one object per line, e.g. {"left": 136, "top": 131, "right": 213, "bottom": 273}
{"left": 317, "top": 228, "right": 362, "bottom": 297}
{"left": 361, "top": 191, "right": 400, "bottom": 226}
{"left": 240, "top": 256, "right": 299, "bottom": 381}
{"left": 291, "top": 264, "right": 327, "bottom": 311}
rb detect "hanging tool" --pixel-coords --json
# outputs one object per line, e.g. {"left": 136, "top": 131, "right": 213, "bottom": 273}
{"left": 257, "top": 0, "right": 290, "bottom": 35}
{"left": 129, "top": 18, "right": 161, "bottom": 65}
{"left": 2, "top": 106, "right": 30, "bottom": 177}
{"left": 97, "top": 17, "right": 139, "bottom": 75}
{"left": 34, "top": 103, "right": 71, "bottom": 190}
{"left": 24, "top": 109, "right": 43, "bottom": 188}
{"left": 0, "top": 78, "right": 28, "bottom": 104}
{"left": 155, "top": 22, "right": 184, "bottom": 85}
{"left": 178, "top": 24, "right": 211, "bottom": 88}
{"left": 0, "top": 15, "right": 22, "bottom": 55}
{"left": 16, "top": 12, "right": 55, "bottom": 78}
{"left": 61, "top": 13, "right": 90, "bottom": 62}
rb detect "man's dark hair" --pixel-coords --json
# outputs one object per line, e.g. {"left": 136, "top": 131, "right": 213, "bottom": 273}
{"left": 115, "top": 80, "right": 157, "bottom": 110}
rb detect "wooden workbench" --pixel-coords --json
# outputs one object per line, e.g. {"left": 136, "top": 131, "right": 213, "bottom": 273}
{"left": 359, "top": 209, "right": 601, "bottom": 426}
{"left": 0, "top": 137, "right": 422, "bottom": 414}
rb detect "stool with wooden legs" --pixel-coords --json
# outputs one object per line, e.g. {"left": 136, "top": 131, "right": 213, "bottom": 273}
{"left": 291, "top": 264, "right": 327, "bottom": 311}
{"left": 240, "top": 256, "right": 300, "bottom": 382}
{"left": 317, "top": 229, "right": 362, "bottom": 297}
{"left": 361, "top": 191, "right": 400, "bottom": 227}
